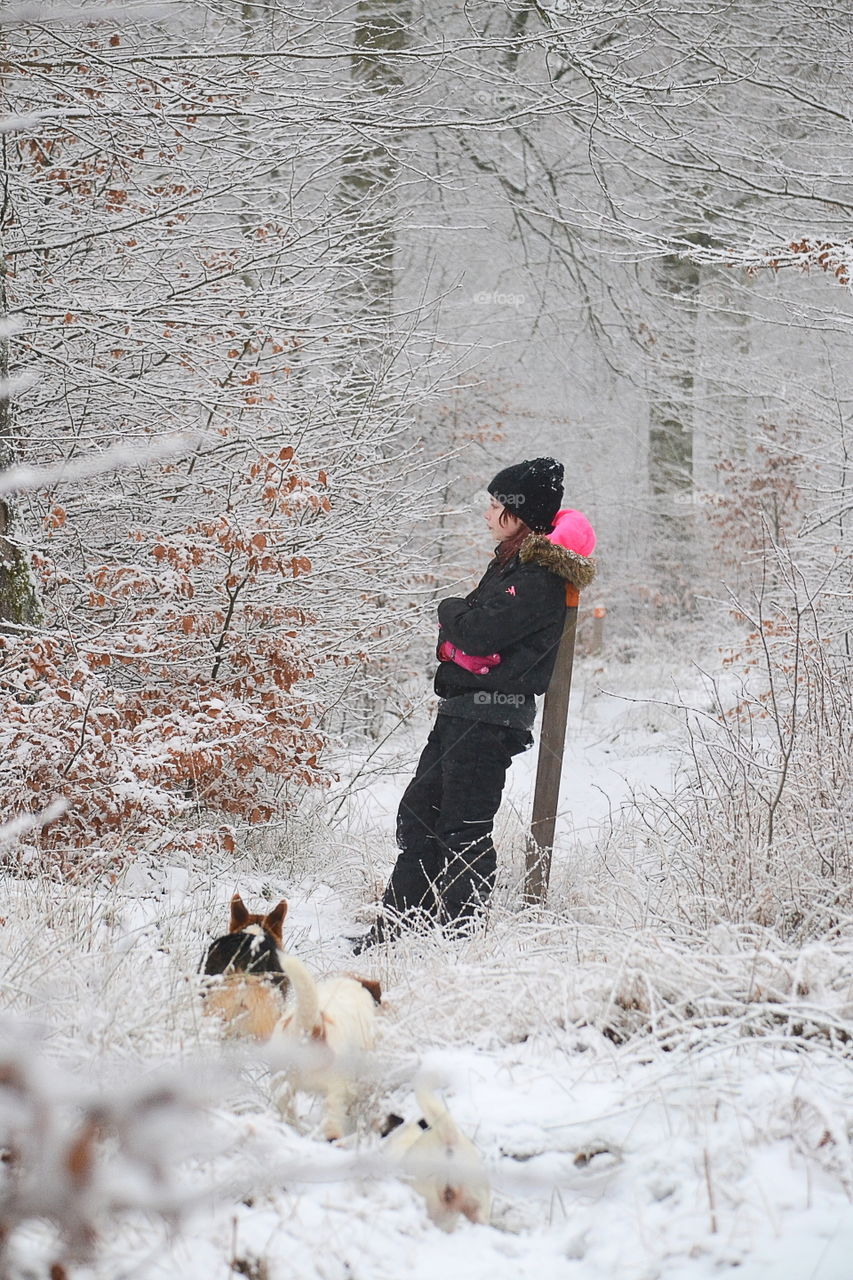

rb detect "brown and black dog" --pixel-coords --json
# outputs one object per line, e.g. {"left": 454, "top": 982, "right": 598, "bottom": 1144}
{"left": 202, "top": 893, "right": 383, "bottom": 1140}
{"left": 201, "top": 893, "right": 290, "bottom": 1041}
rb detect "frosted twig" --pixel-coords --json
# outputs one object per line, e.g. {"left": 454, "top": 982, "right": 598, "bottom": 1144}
{"left": 0, "top": 434, "right": 199, "bottom": 495}
{"left": 0, "top": 799, "right": 68, "bottom": 847}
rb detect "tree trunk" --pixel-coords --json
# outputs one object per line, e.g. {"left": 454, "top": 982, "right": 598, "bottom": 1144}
{"left": 647, "top": 252, "right": 701, "bottom": 614}
{"left": 0, "top": 190, "right": 40, "bottom": 631}
{"left": 339, "top": 0, "right": 410, "bottom": 319}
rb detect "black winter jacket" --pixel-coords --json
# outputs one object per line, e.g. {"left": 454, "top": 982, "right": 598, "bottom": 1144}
{"left": 434, "top": 532, "right": 596, "bottom": 730}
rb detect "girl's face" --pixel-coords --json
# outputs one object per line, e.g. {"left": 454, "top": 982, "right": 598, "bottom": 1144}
{"left": 485, "top": 495, "right": 523, "bottom": 541}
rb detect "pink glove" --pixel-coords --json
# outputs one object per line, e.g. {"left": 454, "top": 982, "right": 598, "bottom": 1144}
{"left": 438, "top": 639, "right": 501, "bottom": 676}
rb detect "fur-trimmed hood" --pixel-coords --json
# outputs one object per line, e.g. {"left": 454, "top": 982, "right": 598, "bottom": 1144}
{"left": 519, "top": 533, "right": 596, "bottom": 590}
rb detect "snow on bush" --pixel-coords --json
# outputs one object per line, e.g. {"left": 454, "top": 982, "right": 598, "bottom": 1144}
{"left": 0, "top": 1024, "right": 220, "bottom": 1277}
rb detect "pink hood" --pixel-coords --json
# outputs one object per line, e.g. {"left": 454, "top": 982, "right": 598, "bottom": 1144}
{"left": 548, "top": 508, "right": 596, "bottom": 557}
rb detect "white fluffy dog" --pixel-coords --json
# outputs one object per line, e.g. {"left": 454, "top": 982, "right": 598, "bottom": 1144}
{"left": 385, "top": 1079, "right": 491, "bottom": 1229}
{"left": 270, "top": 953, "right": 381, "bottom": 1142}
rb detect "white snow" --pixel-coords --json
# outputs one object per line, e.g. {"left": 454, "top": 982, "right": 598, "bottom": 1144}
{"left": 1, "top": 645, "right": 851, "bottom": 1278}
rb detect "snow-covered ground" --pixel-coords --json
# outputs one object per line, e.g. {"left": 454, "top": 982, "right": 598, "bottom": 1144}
{"left": 3, "top": 645, "right": 853, "bottom": 1278}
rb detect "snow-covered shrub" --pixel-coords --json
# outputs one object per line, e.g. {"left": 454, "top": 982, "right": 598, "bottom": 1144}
{"left": 585, "top": 542, "right": 853, "bottom": 939}
{"left": 0, "top": 448, "right": 338, "bottom": 869}
{"left": 0, "top": 1027, "right": 214, "bottom": 1276}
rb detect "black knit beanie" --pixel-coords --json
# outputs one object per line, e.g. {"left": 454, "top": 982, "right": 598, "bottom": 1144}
{"left": 488, "top": 457, "right": 564, "bottom": 533}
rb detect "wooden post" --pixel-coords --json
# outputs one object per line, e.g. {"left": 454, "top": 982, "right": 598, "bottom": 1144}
{"left": 523, "top": 582, "right": 580, "bottom": 905}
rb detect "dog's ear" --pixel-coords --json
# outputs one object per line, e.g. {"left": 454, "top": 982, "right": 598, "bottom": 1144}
{"left": 352, "top": 976, "right": 382, "bottom": 1005}
{"left": 229, "top": 893, "right": 250, "bottom": 933}
{"left": 262, "top": 900, "right": 288, "bottom": 943}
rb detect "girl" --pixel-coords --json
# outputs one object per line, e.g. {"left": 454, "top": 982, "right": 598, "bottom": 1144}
{"left": 354, "top": 458, "right": 596, "bottom": 950}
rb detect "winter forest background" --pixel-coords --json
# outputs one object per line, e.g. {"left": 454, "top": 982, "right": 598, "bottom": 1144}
{"left": 1, "top": 1, "right": 852, "bottom": 1276}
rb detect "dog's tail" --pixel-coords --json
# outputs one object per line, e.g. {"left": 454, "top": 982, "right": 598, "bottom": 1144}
{"left": 414, "top": 1079, "right": 464, "bottom": 1148}
{"left": 410, "top": 1076, "right": 491, "bottom": 1226}
{"left": 279, "top": 954, "right": 324, "bottom": 1038}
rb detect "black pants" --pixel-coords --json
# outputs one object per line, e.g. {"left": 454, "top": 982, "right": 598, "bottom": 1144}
{"left": 382, "top": 715, "right": 531, "bottom": 927}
